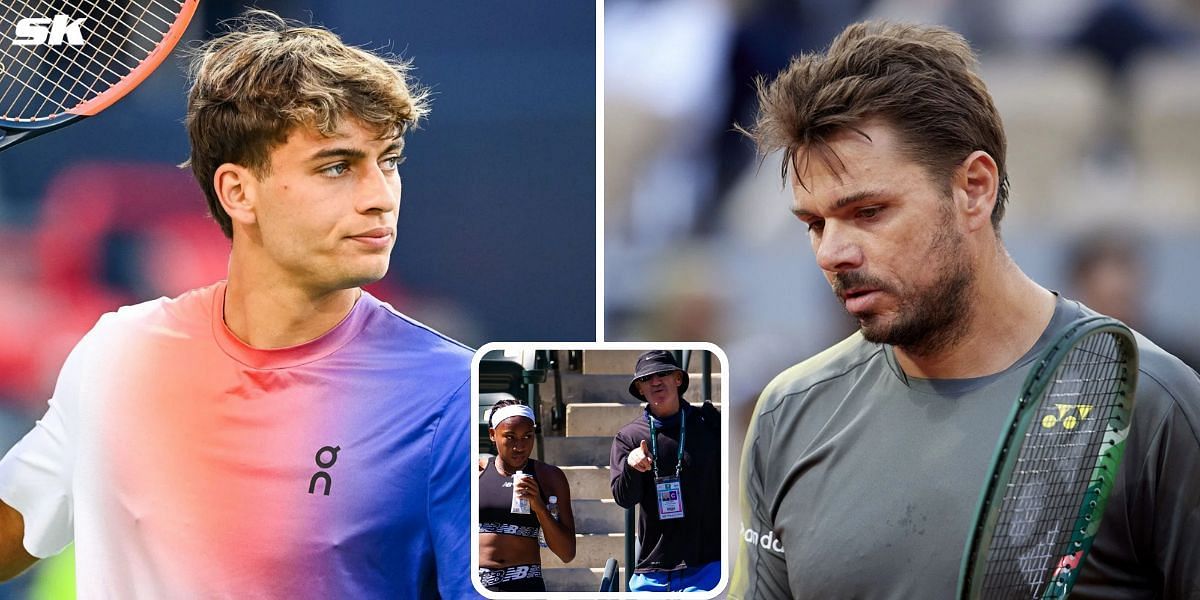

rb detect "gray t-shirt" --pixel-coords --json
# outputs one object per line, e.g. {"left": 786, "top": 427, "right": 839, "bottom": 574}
{"left": 731, "top": 295, "right": 1200, "bottom": 599}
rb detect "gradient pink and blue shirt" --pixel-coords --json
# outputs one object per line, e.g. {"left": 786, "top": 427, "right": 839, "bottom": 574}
{"left": 0, "top": 282, "right": 476, "bottom": 598}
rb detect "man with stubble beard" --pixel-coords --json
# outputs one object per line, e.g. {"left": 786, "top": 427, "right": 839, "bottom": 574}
{"left": 731, "top": 21, "right": 1200, "bottom": 599}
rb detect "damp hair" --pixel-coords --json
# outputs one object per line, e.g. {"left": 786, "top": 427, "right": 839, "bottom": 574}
{"left": 745, "top": 21, "right": 1010, "bottom": 229}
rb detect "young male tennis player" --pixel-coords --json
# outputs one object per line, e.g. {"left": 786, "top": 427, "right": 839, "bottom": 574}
{"left": 0, "top": 11, "right": 476, "bottom": 598}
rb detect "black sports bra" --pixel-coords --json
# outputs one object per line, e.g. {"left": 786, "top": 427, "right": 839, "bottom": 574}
{"left": 478, "top": 457, "right": 542, "bottom": 538}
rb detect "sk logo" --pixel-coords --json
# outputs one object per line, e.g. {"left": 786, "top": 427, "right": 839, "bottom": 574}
{"left": 13, "top": 15, "right": 86, "bottom": 47}
{"left": 1041, "top": 404, "right": 1093, "bottom": 430}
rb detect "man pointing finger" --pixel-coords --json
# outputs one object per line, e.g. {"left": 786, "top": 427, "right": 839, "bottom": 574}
{"left": 610, "top": 350, "right": 722, "bottom": 593}
{"left": 627, "top": 440, "right": 653, "bottom": 472}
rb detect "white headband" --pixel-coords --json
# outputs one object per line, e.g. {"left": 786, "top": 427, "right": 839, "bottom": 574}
{"left": 490, "top": 404, "right": 536, "bottom": 428}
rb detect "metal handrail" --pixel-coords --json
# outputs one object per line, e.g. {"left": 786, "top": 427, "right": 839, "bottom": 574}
{"left": 599, "top": 557, "right": 620, "bottom": 592}
{"left": 527, "top": 352, "right": 547, "bottom": 461}
{"left": 550, "top": 351, "right": 565, "bottom": 433}
{"left": 625, "top": 505, "right": 636, "bottom": 589}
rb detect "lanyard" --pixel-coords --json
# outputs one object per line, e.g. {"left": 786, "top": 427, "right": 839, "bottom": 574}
{"left": 646, "top": 404, "right": 686, "bottom": 479}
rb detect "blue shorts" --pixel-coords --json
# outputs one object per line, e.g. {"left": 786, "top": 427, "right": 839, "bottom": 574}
{"left": 629, "top": 561, "right": 720, "bottom": 592}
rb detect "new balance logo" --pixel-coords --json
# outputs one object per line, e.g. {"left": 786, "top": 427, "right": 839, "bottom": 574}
{"left": 13, "top": 15, "right": 86, "bottom": 47}
{"left": 480, "top": 522, "right": 539, "bottom": 537}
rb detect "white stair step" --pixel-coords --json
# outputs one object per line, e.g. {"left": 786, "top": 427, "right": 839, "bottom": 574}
{"left": 541, "top": 533, "right": 626, "bottom": 569}
{"left": 566, "top": 401, "right": 722, "bottom": 436}
{"left": 570, "top": 498, "right": 626, "bottom": 534}
{"left": 542, "top": 566, "right": 627, "bottom": 593}
{"left": 561, "top": 465, "right": 611, "bottom": 499}
{"left": 542, "top": 436, "right": 613, "bottom": 467}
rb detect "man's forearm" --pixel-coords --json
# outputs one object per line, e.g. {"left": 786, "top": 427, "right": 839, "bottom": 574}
{"left": 610, "top": 459, "right": 646, "bottom": 508}
{"left": 0, "top": 501, "right": 37, "bottom": 581}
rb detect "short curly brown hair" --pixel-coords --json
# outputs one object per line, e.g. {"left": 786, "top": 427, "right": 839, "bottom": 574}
{"left": 748, "top": 21, "right": 1010, "bottom": 229}
{"left": 183, "top": 10, "right": 429, "bottom": 238}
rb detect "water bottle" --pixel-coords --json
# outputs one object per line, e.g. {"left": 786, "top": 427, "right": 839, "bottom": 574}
{"left": 510, "top": 471, "right": 530, "bottom": 514}
{"left": 539, "top": 495, "right": 559, "bottom": 548}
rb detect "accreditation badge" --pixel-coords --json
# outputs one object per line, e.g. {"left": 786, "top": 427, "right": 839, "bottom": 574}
{"left": 655, "top": 476, "right": 685, "bottom": 520}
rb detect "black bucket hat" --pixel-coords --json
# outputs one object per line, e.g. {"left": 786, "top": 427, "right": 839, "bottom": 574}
{"left": 628, "top": 350, "right": 689, "bottom": 400}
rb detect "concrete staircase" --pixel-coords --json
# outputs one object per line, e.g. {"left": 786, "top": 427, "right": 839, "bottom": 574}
{"left": 537, "top": 350, "right": 722, "bottom": 592}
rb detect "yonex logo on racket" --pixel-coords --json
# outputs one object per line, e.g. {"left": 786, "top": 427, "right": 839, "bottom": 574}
{"left": 12, "top": 15, "right": 86, "bottom": 47}
{"left": 1041, "top": 403, "right": 1094, "bottom": 430}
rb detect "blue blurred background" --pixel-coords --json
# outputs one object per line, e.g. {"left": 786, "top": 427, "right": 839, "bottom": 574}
{"left": 0, "top": 1, "right": 594, "bottom": 596}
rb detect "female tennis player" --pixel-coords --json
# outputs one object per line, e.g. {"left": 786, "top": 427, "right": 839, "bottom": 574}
{"left": 478, "top": 399, "right": 576, "bottom": 592}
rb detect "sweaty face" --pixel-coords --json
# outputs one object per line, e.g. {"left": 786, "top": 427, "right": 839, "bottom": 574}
{"left": 791, "top": 121, "right": 973, "bottom": 356}
{"left": 490, "top": 417, "right": 535, "bottom": 471}
{"left": 244, "top": 118, "right": 404, "bottom": 294}
{"left": 635, "top": 371, "right": 683, "bottom": 417}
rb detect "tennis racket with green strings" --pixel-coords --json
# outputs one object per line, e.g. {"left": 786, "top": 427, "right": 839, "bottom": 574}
{"left": 1, "top": 0, "right": 199, "bottom": 152}
{"left": 959, "top": 316, "right": 1138, "bottom": 600}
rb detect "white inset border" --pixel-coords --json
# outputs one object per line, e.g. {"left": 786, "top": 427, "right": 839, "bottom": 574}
{"left": 471, "top": 342, "right": 730, "bottom": 599}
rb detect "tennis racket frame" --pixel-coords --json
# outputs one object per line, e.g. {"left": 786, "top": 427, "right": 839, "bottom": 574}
{"left": 0, "top": 0, "right": 199, "bottom": 152}
{"left": 958, "top": 315, "right": 1138, "bottom": 600}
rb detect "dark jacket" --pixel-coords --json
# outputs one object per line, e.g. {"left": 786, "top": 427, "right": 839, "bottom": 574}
{"left": 609, "top": 401, "right": 722, "bottom": 572}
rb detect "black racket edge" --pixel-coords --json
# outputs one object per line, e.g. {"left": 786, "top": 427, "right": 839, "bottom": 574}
{"left": 0, "top": 114, "right": 81, "bottom": 152}
{"left": 957, "top": 315, "right": 1139, "bottom": 600}
{"left": 0, "top": 0, "right": 199, "bottom": 154}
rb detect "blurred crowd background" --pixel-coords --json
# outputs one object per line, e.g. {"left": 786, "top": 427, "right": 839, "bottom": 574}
{"left": 605, "top": 0, "right": 1200, "bottom": 441}
{"left": 0, "top": 2, "right": 593, "bottom": 596}
{"left": 606, "top": 1, "right": 1200, "bottom": 579}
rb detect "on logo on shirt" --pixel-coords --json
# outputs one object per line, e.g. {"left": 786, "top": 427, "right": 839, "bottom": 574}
{"left": 308, "top": 445, "right": 340, "bottom": 496}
